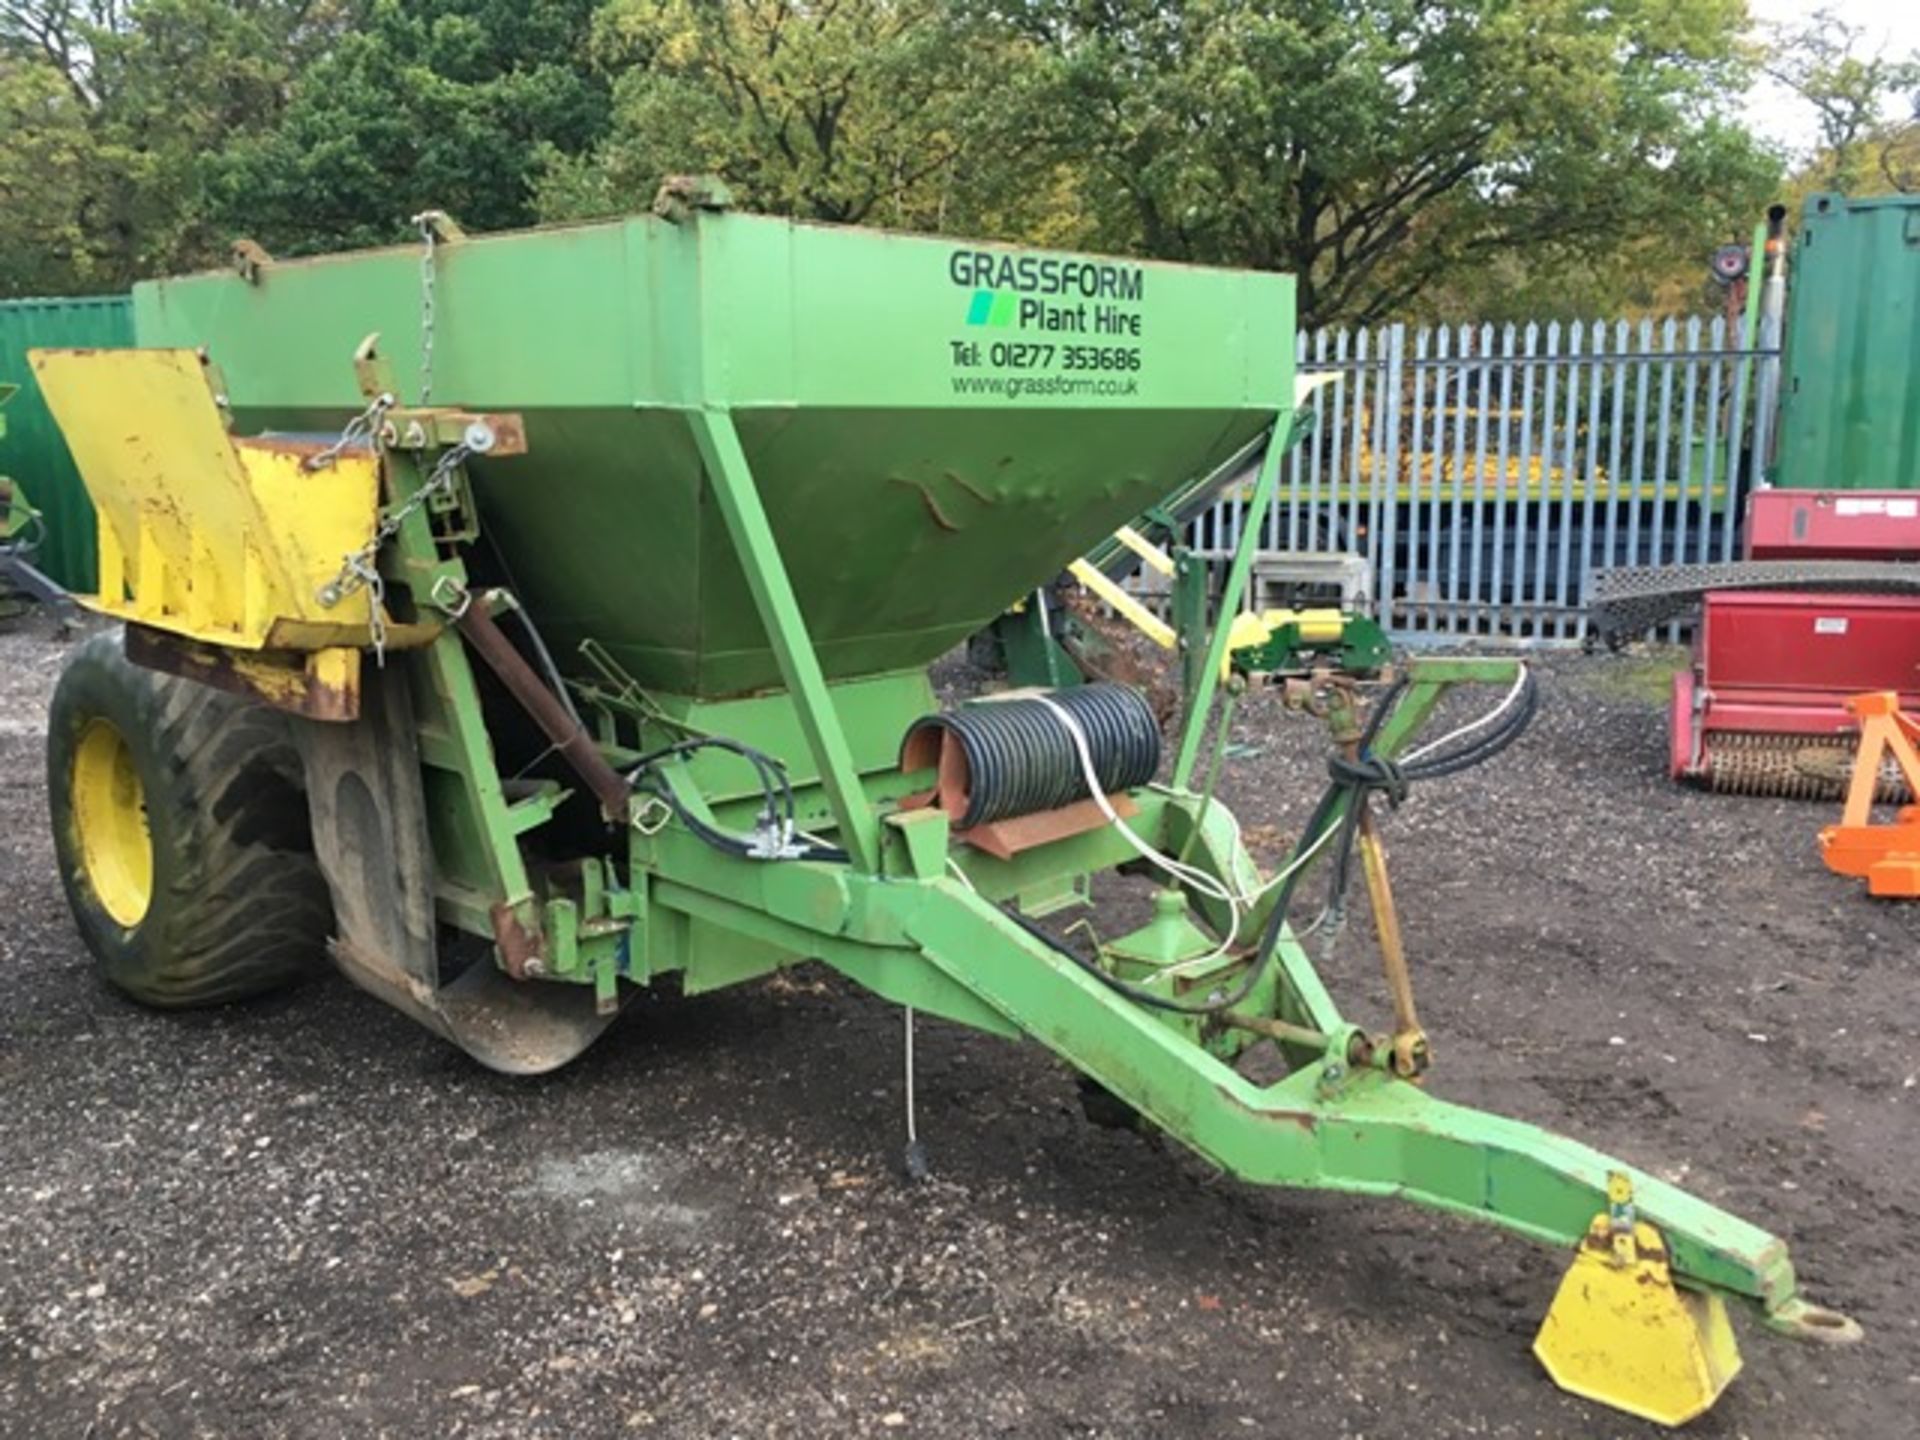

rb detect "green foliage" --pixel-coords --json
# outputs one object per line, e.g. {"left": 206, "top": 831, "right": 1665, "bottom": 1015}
{"left": 0, "top": 61, "right": 97, "bottom": 293}
{"left": 0, "top": 0, "right": 1792, "bottom": 325}
{"left": 1416, "top": 118, "right": 1781, "bottom": 324}
{"left": 989, "top": 0, "right": 1780, "bottom": 325}
{"left": 0, "top": 0, "right": 336, "bottom": 293}
{"left": 209, "top": 0, "right": 610, "bottom": 255}
{"left": 535, "top": 0, "right": 1060, "bottom": 237}
{"left": 1765, "top": 5, "right": 1920, "bottom": 195}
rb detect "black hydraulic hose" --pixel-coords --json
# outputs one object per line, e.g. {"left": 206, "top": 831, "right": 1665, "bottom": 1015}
{"left": 1315, "top": 669, "right": 1538, "bottom": 913}
{"left": 627, "top": 736, "right": 850, "bottom": 864}
{"left": 499, "top": 600, "right": 586, "bottom": 731}
{"left": 629, "top": 736, "right": 796, "bottom": 826}
{"left": 636, "top": 779, "right": 852, "bottom": 864}
{"left": 1, "top": 507, "right": 47, "bottom": 558}
{"left": 456, "top": 599, "right": 634, "bottom": 821}
{"left": 1313, "top": 672, "right": 1536, "bottom": 940}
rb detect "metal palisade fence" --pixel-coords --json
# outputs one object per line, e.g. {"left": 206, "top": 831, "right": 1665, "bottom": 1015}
{"left": 1188, "top": 317, "right": 1777, "bottom": 642}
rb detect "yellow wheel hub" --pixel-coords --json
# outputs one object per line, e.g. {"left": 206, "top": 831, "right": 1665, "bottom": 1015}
{"left": 71, "top": 717, "right": 153, "bottom": 927}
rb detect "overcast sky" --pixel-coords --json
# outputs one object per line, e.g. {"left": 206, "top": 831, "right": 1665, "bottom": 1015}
{"left": 1744, "top": 0, "right": 1920, "bottom": 155}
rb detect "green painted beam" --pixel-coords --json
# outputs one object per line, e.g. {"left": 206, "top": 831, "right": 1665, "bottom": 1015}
{"left": 902, "top": 880, "right": 1800, "bottom": 1312}
{"left": 633, "top": 750, "right": 1807, "bottom": 1318}
{"left": 689, "top": 407, "right": 883, "bottom": 872}
{"left": 1173, "top": 410, "right": 1293, "bottom": 787}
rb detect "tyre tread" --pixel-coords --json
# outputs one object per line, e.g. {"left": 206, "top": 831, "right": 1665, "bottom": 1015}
{"left": 48, "top": 630, "right": 333, "bottom": 1008}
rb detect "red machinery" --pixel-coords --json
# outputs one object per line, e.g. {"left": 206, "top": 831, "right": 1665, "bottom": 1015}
{"left": 1671, "top": 489, "right": 1920, "bottom": 796}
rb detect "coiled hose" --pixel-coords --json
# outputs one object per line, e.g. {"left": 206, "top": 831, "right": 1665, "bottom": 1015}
{"left": 901, "top": 683, "right": 1161, "bottom": 829}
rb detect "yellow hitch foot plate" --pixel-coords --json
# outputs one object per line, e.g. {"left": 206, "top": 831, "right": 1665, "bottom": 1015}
{"left": 1532, "top": 1173, "right": 1742, "bottom": 1427}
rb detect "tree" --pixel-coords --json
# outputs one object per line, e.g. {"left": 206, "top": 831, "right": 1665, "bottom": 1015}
{"left": 0, "top": 1, "right": 345, "bottom": 293}
{"left": 0, "top": 0, "right": 1800, "bottom": 325}
{"left": 1877, "top": 123, "right": 1920, "bottom": 194}
{"left": 0, "top": 60, "right": 98, "bottom": 293}
{"left": 987, "top": 0, "right": 1780, "bottom": 327}
{"left": 1765, "top": 6, "right": 1920, "bottom": 194}
{"left": 206, "top": 0, "right": 611, "bottom": 254}
{"left": 0, "top": 2, "right": 126, "bottom": 105}
{"left": 537, "top": 0, "right": 1067, "bottom": 239}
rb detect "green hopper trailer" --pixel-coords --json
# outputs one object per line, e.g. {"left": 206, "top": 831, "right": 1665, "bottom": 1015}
{"left": 31, "top": 188, "right": 1857, "bottom": 1425}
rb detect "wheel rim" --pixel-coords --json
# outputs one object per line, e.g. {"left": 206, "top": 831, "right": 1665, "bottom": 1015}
{"left": 72, "top": 717, "right": 152, "bottom": 927}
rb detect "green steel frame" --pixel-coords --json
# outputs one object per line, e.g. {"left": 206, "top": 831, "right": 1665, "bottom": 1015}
{"left": 369, "top": 386, "right": 1845, "bottom": 1350}
{"left": 108, "top": 203, "right": 1853, "bottom": 1409}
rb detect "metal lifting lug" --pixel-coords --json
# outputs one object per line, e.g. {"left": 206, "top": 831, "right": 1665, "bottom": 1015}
{"left": 230, "top": 238, "right": 274, "bottom": 285}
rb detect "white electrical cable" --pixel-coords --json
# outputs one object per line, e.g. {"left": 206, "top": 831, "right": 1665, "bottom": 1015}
{"left": 1238, "top": 817, "right": 1342, "bottom": 902}
{"left": 956, "top": 696, "right": 1377, "bottom": 981}
{"left": 1030, "top": 694, "right": 1244, "bottom": 968}
{"left": 1030, "top": 696, "right": 1242, "bottom": 905}
{"left": 1400, "top": 662, "right": 1530, "bottom": 765}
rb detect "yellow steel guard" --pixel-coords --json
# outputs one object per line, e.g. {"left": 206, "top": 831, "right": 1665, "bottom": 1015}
{"left": 27, "top": 348, "right": 379, "bottom": 652}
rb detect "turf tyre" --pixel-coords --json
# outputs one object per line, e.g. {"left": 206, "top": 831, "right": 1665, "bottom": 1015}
{"left": 47, "top": 629, "right": 333, "bottom": 1007}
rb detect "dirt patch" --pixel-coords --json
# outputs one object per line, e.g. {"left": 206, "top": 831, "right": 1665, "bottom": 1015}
{"left": 1, "top": 621, "right": 1913, "bottom": 1438}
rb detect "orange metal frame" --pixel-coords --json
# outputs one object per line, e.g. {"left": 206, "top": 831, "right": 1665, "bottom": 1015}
{"left": 1818, "top": 691, "right": 1920, "bottom": 897}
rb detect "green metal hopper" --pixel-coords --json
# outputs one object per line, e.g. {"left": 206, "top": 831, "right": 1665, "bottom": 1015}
{"left": 135, "top": 206, "right": 1288, "bottom": 698}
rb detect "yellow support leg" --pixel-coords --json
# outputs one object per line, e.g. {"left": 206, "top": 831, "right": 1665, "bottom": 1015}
{"left": 1533, "top": 1173, "right": 1742, "bottom": 1427}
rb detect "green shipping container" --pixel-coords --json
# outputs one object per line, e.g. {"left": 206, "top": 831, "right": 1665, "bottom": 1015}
{"left": 1774, "top": 192, "right": 1920, "bottom": 491}
{"left": 0, "top": 295, "right": 135, "bottom": 590}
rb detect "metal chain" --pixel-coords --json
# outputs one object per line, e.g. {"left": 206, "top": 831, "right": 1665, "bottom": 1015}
{"left": 631, "top": 795, "right": 673, "bottom": 835}
{"left": 302, "top": 391, "right": 395, "bottom": 473}
{"left": 316, "top": 443, "right": 473, "bottom": 665}
{"left": 412, "top": 212, "right": 438, "bottom": 405}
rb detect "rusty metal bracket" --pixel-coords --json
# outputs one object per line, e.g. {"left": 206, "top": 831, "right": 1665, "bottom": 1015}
{"left": 123, "top": 624, "right": 367, "bottom": 722}
{"left": 1355, "top": 809, "right": 1429, "bottom": 1077}
{"left": 1327, "top": 681, "right": 1430, "bottom": 1079}
{"left": 380, "top": 408, "right": 527, "bottom": 458}
{"left": 345, "top": 335, "right": 530, "bottom": 457}
{"left": 489, "top": 901, "right": 547, "bottom": 981}
{"left": 230, "top": 238, "right": 273, "bottom": 285}
{"left": 652, "top": 174, "right": 734, "bottom": 222}
{"left": 413, "top": 209, "right": 466, "bottom": 245}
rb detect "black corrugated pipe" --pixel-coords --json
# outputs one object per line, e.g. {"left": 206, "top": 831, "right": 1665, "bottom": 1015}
{"left": 901, "top": 683, "right": 1160, "bottom": 829}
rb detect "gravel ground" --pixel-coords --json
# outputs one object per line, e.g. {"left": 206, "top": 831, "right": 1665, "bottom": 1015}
{"left": 1, "top": 618, "right": 1914, "bottom": 1439}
